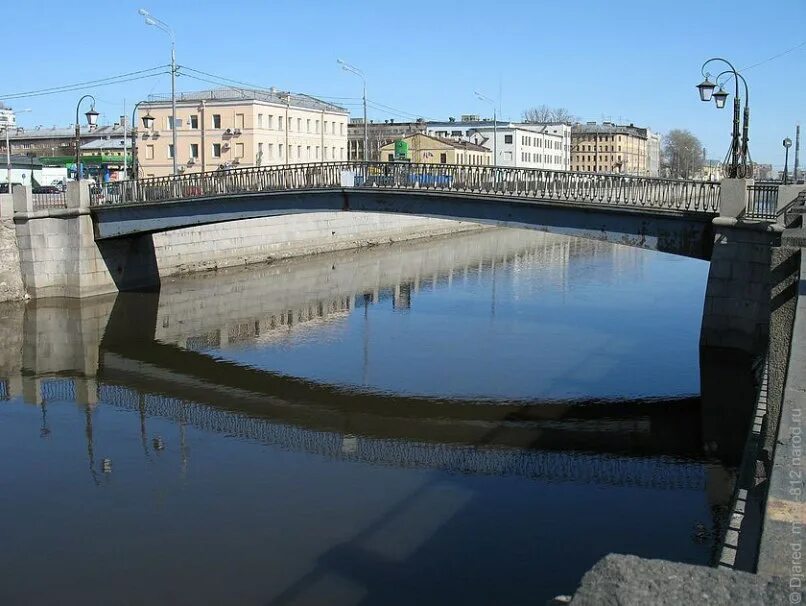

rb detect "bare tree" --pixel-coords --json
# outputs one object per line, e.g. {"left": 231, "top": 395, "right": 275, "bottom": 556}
{"left": 522, "top": 105, "right": 577, "bottom": 123}
{"left": 661, "top": 129, "right": 705, "bottom": 179}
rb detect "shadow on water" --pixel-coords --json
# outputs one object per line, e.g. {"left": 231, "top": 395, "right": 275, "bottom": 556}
{"left": 0, "top": 229, "right": 757, "bottom": 605}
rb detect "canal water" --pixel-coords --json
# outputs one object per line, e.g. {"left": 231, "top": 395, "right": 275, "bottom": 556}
{"left": 0, "top": 228, "right": 741, "bottom": 605}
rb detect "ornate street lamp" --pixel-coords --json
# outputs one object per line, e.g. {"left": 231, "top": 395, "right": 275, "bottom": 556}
{"left": 75, "top": 95, "right": 98, "bottom": 181}
{"left": 696, "top": 58, "right": 751, "bottom": 178}
{"left": 141, "top": 113, "right": 155, "bottom": 130}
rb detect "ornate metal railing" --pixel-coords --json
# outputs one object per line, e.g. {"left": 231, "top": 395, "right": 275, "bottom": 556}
{"left": 745, "top": 183, "right": 779, "bottom": 220}
{"left": 96, "top": 162, "right": 721, "bottom": 213}
{"left": 32, "top": 192, "right": 66, "bottom": 211}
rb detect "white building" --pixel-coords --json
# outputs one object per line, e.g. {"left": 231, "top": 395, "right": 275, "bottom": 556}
{"left": 646, "top": 130, "right": 661, "bottom": 177}
{"left": 426, "top": 119, "right": 569, "bottom": 170}
{"left": 0, "top": 103, "right": 15, "bottom": 131}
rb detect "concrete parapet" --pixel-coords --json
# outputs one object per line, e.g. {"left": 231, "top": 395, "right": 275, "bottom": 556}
{"left": 566, "top": 553, "right": 792, "bottom": 605}
{"left": 12, "top": 185, "right": 32, "bottom": 214}
{"left": 66, "top": 180, "right": 90, "bottom": 210}
{"left": 0, "top": 194, "right": 12, "bottom": 218}
{"left": 720, "top": 178, "right": 753, "bottom": 218}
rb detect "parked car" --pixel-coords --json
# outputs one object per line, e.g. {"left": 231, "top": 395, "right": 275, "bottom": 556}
{"left": 32, "top": 185, "right": 62, "bottom": 194}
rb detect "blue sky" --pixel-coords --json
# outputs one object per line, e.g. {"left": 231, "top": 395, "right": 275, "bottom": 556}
{"left": 3, "top": 0, "right": 804, "bottom": 167}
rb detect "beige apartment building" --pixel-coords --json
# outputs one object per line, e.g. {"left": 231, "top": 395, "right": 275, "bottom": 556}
{"left": 571, "top": 122, "right": 660, "bottom": 176}
{"left": 378, "top": 133, "right": 491, "bottom": 165}
{"left": 136, "top": 88, "right": 349, "bottom": 178}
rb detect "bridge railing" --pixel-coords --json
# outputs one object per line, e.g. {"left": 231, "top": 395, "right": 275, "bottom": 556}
{"left": 96, "top": 162, "right": 721, "bottom": 213}
{"left": 745, "top": 183, "right": 779, "bottom": 220}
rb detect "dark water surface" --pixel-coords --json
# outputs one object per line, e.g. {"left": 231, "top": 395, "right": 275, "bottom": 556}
{"left": 0, "top": 229, "right": 741, "bottom": 605}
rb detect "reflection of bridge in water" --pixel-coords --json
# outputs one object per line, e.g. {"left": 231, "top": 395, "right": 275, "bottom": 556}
{"left": 1, "top": 230, "right": 741, "bottom": 495}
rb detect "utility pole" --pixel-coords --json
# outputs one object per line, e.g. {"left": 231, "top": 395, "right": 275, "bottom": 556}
{"left": 795, "top": 124, "right": 801, "bottom": 183}
{"left": 200, "top": 100, "right": 206, "bottom": 173}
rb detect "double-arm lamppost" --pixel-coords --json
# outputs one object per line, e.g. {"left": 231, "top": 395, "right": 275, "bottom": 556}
{"left": 139, "top": 8, "right": 178, "bottom": 176}
{"left": 783, "top": 137, "right": 793, "bottom": 184}
{"left": 474, "top": 91, "right": 497, "bottom": 167}
{"left": 337, "top": 59, "right": 368, "bottom": 161}
{"left": 75, "top": 95, "right": 99, "bottom": 181}
{"left": 696, "top": 57, "right": 751, "bottom": 178}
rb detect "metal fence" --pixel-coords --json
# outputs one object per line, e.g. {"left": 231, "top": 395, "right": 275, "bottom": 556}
{"left": 32, "top": 192, "right": 66, "bottom": 211}
{"left": 745, "top": 184, "right": 779, "bottom": 220}
{"left": 96, "top": 162, "right": 722, "bottom": 214}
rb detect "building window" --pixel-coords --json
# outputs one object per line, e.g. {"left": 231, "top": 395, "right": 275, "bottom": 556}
{"left": 268, "top": 143, "right": 274, "bottom": 159}
{"left": 306, "top": 145, "right": 311, "bottom": 159}
{"left": 190, "top": 115, "right": 199, "bottom": 129}
{"left": 440, "top": 153, "right": 447, "bottom": 164}
{"left": 504, "top": 135, "right": 513, "bottom": 144}
{"left": 168, "top": 144, "right": 174, "bottom": 159}
{"left": 146, "top": 145, "right": 154, "bottom": 160}
{"left": 235, "top": 114, "right": 245, "bottom": 129}
{"left": 297, "top": 145, "right": 302, "bottom": 158}
{"left": 268, "top": 115, "right": 274, "bottom": 129}
{"left": 212, "top": 143, "right": 221, "bottom": 158}
{"left": 340, "top": 123, "right": 344, "bottom": 135}
{"left": 212, "top": 114, "right": 222, "bottom": 129}
{"left": 258, "top": 114, "right": 263, "bottom": 128}
{"left": 307, "top": 119, "right": 311, "bottom": 133}
{"left": 388, "top": 153, "right": 394, "bottom": 161}
{"left": 340, "top": 148, "right": 344, "bottom": 160}
{"left": 235, "top": 143, "right": 244, "bottom": 158}
{"left": 288, "top": 117, "right": 292, "bottom": 130}
{"left": 278, "top": 143, "right": 283, "bottom": 159}
{"left": 190, "top": 143, "right": 199, "bottom": 158}
{"left": 297, "top": 118, "right": 302, "bottom": 131}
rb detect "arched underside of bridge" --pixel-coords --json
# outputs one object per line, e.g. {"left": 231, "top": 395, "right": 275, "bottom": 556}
{"left": 92, "top": 189, "right": 717, "bottom": 260}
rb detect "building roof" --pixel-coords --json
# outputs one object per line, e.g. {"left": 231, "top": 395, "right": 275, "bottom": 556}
{"left": 6, "top": 124, "right": 131, "bottom": 141}
{"left": 143, "top": 87, "right": 348, "bottom": 114}
{"left": 385, "top": 133, "right": 490, "bottom": 153}
{"left": 571, "top": 122, "right": 649, "bottom": 139}
{"left": 81, "top": 138, "right": 125, "bottom": 150}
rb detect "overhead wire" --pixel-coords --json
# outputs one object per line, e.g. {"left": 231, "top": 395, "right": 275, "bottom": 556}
{"left": 0, "top": 66, "right": 170, "bottom": 100}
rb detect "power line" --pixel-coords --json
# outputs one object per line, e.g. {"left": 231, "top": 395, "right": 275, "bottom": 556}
{"left": 0, "top": 65, "right": 170, "bottom": 100}
{"left": 740, "top": 38, "right": 806, "bottom": 72}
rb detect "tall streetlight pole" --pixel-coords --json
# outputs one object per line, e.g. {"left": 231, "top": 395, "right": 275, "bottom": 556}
{"left": 475, "top": 91, "right": 497, "bottom": 167}
{"left": 783, "top": 137, "right": 792, "bottom": 185}
{"left": 3, "top": 108, "right": 31, "bottom": 191}
{"left": 696, "top": 58, "right": 751, "bottom": 178}
{"left": 337, "top": 59, "right": 367, "bottom": 162}
{"left": 75, "top": 96, "right": 99, "bottom": 181}
{"left": 139, "top": 8, "right": 178, "bottom": 176}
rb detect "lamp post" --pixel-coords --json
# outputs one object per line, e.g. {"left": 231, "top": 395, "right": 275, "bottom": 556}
{"left": 3, "top": 107, "right": 31, "bottom": 191}
{"left": 696, "top": 58, "right": 751, "bottom": 178}
{"left": 337, "top": 59, "right": 367, "bottom": 162}
{"left": 139, "top": 8, "right": 178, "bottom": 176}
{"left": 129, "top": 101, "right": 154, "bottom": 179}
{"left": 475, "top": 91, "right": 497, "bottom": 167}
{"left": 783, "top": 137, "right": 792, "bottom": 185}
{"left": 75, "top": 95, "right": 99, "bottom": 181}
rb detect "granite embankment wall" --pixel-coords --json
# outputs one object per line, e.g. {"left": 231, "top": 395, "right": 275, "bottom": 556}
{"left": 9, "top": 183, "right": 482, "bottom": 300}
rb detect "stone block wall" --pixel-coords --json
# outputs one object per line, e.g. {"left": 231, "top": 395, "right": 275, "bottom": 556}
{"left": 11, "top": 182, "right": 482, "bottom": 299}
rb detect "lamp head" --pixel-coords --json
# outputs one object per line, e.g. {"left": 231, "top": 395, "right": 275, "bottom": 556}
{"left": 138, "top": 8, "right": 149, "bottom": 16}
{"left": 85, "top": 106, "right": 99, "bottom": 128}
{"left": 144, "top": 16, "right": 157, "bottom": 26}
{"left": 696, "top": 76, "right": 716, "bottom": 102}
{"left": 712, "top": 86, "right": 729, "bottom": 109}
{"left": 141, "top": 113, "right": 155, "bottom": 130}
{"left": 784, "top": 138, "right": 793, "bottom": 149}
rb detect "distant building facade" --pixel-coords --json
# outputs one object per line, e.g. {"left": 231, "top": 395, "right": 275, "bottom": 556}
{"left": 378, "top": 133, "right": 491, "bottom": 165}
{"left": 571, "top": 122, "right": 660, "bottom": 176}
{"left": 136, "top": 88, "right": 349, "bottom": 178}
{"left": 347, "top": 119, "right": 427, "bottom": 162}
